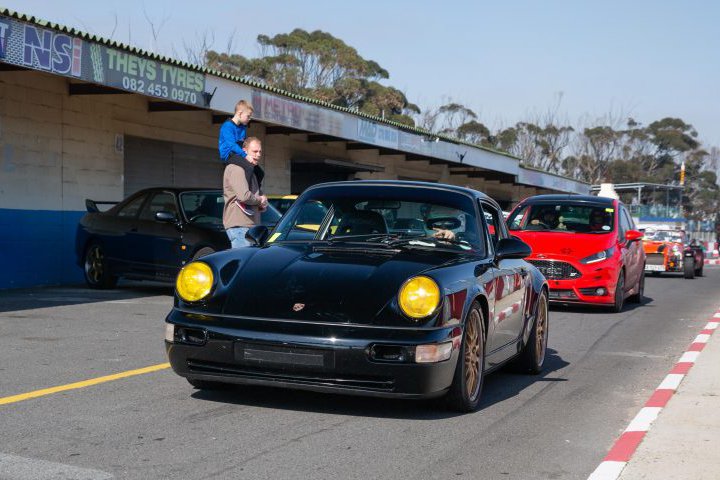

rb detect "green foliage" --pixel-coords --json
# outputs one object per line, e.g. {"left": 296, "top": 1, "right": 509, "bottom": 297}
{"left": 205, "top": 28, "right": 416, "bottom": 123}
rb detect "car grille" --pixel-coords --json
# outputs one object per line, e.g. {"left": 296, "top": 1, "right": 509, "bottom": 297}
{"left": 528, "top": 260, "right": 582, "bottom": 280}
{"left": 646, "top": 253, "right": 665, "bottom": 266}
{"left": 186, "top": 360, "right": 396, "bottom": 392}
{"left": 548, "top": 289, "right": 577, "bottom": 300}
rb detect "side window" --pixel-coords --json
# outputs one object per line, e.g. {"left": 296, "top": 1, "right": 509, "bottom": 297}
{"left": 618, "top": 207, "right": 631, "bottom": 239}
{"left": 140, "top": 192, "right": 177, "bottom": 221}
{"left": 116, "top": 194, "right": 147, "bottom": 218}
{"left": 481, "top": 202, "right": 505, "bottom": 253}
{"left": 622, "top": 208, "right": 636, "bottom": 230}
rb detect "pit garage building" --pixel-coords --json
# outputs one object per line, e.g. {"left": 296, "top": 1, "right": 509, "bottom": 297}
{"left": 0, "top": 9, "right": 589, "bottom": 289}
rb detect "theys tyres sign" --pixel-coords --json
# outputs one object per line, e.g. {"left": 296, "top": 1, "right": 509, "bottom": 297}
{"left": 0, "top": 15, "right": 207, "bottom": 107}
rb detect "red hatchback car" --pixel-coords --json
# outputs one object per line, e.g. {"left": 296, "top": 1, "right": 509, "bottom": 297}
{"left": 507, "top": 195, "right": 646, "bottom": 312}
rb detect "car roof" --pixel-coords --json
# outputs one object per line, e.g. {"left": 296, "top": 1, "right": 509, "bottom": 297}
{"left": 303, "top": 179, "right": 498, "bottom": 206}
{"left": 519, "top": 194, "right": 617, "bottom": 206}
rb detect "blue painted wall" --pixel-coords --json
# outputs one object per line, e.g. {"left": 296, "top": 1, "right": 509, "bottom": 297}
{"left": 0, "top": 209, "right": 85, "bottom": 289}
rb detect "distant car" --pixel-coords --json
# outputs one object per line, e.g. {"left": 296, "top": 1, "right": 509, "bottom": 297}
{"left": 507, "top": 195, "right": 646, "bottom": 312}
{"left": 75, "top": 187, "right": 281, "bottom": 288}
{"left": 643, "top": 230, "right": 704, "bottom": 278}
{"left": 165, "top": 180, "right": 549, "bottom": 412}
{"left": 266, "top": 194, "right": 298, "bottom": 214}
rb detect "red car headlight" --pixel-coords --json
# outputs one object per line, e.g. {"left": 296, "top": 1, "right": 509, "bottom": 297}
{"left": 580, "top": 247, "right": 616, "bottom": 264}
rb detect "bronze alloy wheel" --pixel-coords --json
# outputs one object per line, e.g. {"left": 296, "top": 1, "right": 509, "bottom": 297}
{"left": 464, "top": 308, "right": 483, "bottom": 401}
{"left": 534, "top": 293, "right": 548, "bottom": 366}
{"left": 83, "top": 244, "right": 117, "bottom": 289}
{"left": 447, "top": 303, "right": 486, "bottom": 412}
{"left": 85, "top": 245, "right": 104, "bottom": 284}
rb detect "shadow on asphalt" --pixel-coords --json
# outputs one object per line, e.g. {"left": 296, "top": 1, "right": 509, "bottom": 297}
{"left": 0, "top": 281, "right": 173, "bottom": 313}
{"left": 188, "top": 347, "right": 569, "bottom": 420}
{"left": 549, "top": 295, "right": 655, "bottom": 315}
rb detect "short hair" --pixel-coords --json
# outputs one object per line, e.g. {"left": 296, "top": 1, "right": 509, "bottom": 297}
{"left": 234, "top": 100, "right": 254, "bottom": 114}
{"left": 243, "top": 136, "right": 261, "bottom": 149}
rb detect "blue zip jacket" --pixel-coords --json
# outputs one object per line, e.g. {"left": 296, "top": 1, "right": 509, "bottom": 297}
{"left": 218, "top": 119, "right": 247, "bottom": 162}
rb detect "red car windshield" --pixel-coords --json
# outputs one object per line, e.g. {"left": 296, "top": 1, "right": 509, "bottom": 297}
{"left": 508, "top": 203, "right": 615, "bottom": 234}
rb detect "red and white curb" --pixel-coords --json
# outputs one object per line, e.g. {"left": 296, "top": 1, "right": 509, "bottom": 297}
{"left": 587, "top": 308, "right": 720, "bottom": 480}
{"left": 705, "top": 259, "right": 720, "bottom": 265}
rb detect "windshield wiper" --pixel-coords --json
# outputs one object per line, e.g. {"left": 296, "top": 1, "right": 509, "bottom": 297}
{"left": 388, "top": 237, "right": 473, "bottom": 251}
{"left": 327, "top": 233, "right": 399, "bottom": 244}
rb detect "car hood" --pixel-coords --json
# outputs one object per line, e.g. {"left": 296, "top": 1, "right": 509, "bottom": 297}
{"left": 512, "top": 231, "right": 616, "bottom": 260}
{"left": 219, "top": 243, "right": 460, "bottom": 324}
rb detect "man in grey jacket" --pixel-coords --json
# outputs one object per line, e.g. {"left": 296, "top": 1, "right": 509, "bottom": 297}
{"left": 223, "top": 137, "right": 268, "bottom": 248}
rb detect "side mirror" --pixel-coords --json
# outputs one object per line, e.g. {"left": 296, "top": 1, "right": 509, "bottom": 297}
{"left": 246, "top": 225, "right": 270, "bottom": 246}
{"left": 625, "top": 230, "right": 643, "bottom": 242}
{"left": 495, "top": 237, "right": 532, "bottom": 261}
{"left": 155, "top": 211, "right": 178, "bottom": 223}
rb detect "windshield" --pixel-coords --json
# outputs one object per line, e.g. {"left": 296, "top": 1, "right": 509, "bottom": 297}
{"left": 179, "top": 191, "right": 282, "bottom": 227}
{"left": 268, "top": 185, "right": 485, "bottom": 254}
{"left": 508, "top": 203, "right": 615, "bottom": 234}
{"left": 644, "top": 230, "right": 685, "bottom": 243}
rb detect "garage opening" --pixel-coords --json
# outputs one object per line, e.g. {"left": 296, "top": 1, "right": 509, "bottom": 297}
{"left": 291, "top": 157, "right": 385, "bottom": 194}
{"left": 124, "top": 136, "right": 223, "bottom": 197}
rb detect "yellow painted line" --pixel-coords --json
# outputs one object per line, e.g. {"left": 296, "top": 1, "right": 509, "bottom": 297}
{"left": 0, "top": 363, "right": 171, "bottom": 406}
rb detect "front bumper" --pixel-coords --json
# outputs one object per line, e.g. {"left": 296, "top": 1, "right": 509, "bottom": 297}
{"left": 165, "top": 308, "right": 461, "bottom": 399}
{"left": 530, "top": 256, "right": 619, "bottom": 306}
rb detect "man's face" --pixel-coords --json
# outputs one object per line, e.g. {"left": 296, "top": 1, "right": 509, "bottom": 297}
{"left": 244, "top": 140, "right": 262, "bottom": 165}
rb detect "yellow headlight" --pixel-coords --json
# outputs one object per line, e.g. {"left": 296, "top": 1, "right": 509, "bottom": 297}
{"left": 176, "top": 262, "right": 214, "bottom": 302}
{"left": 399, "top": 276, "right": 441, "bottom": 319}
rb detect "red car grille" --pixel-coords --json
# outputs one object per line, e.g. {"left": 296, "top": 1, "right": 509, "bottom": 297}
{"left": 528, "top": 260, "right": 582, "bottom": 280}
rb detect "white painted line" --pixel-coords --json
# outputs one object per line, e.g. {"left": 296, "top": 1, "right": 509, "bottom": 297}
{"left": 0, "top": 453, "right": 112, "bottom": 480}
{"left": 657, "top": 373, "right": 685, "bottom": 391}
{"left": 625, "top": 407, "right": 662, "bottom": 432}
{"left": 587, "top": 460, "right": 626, "bottom": 480}
{"left": 693, "top": 334, "right": 711, "bottom": 344}
{"left": 705, "top": 322, "right": 719, "bottom": 330}
{"left": 679, "top": 351, "right": 700, "bottom": 363}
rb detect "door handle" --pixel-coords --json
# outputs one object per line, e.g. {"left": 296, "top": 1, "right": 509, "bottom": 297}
{"left": 130, "top": 227, "right": 138, "bottom": 233}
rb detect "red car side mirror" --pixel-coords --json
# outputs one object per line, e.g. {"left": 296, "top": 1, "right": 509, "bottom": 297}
{"left": 625, "top": 230, "right": 643, "bottom": 242}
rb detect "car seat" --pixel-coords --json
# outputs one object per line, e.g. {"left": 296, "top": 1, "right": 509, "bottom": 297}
{"left": 336, "top": 210, "right": 387, "bottom": 235}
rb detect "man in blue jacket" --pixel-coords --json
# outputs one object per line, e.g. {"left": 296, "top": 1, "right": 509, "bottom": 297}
{"left": 218, "top": 100, "right": 253, "bottom": 165}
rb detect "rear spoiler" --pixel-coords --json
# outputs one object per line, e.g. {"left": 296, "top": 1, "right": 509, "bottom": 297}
{"left": 85, "top": 199, "right": 119, "bottom": 213}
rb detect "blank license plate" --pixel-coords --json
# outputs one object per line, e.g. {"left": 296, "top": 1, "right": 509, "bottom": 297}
{"left": 234, "top": 342, "right": 333, "bottom": 369}
{"left": 645, "top": 264, "right": 665, "bottom": 272}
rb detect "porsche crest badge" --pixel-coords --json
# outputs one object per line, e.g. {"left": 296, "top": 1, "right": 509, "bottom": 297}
{"left": 292, "top": 303, "right": 305, "bottom": 312}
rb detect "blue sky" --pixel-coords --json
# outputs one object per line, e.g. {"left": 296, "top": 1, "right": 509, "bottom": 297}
{"left": 4, "top": 0, "right": 719, "bottom": 149}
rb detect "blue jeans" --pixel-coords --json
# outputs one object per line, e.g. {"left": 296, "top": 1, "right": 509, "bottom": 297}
{"left": 226, "top": 227, "right": 252, "bottom": 248}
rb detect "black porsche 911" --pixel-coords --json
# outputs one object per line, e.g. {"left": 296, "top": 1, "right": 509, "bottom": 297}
{"left": 165, "top": 180, "right": 549, "bottom": 412}
{"left": 75, "top": 187, "right": 282, "bottom": 288}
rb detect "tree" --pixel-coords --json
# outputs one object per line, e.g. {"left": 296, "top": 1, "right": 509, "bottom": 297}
{"left": 205, "top": 28, "right": 418, "bottom": 125}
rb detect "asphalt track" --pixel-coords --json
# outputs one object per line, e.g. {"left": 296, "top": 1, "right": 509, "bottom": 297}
{"left": 1, "top": 268, "right": 719, "bottom": 479}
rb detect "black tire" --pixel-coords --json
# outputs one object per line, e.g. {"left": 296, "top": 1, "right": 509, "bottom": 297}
{"left": 83, "top": 243, "right": 118, "bottom": 289}
{"left": 446, "top": 303, "right": 485, "bottom": 413}
{"left": 611, "top": 271, "right": 625, "bottom": 313}
{"left": 192, "top": 247, "right": 216, "bottom": 260}
{"left": 628, "top": 268, "right": 645, "bottom": 304}
{"left": 684, "top": 259, "right": 695, "bottom": 279}
{"left": 516, "top": 291, "right": 549, "bottom": 374}
{"left": 695, "top": 260, "right": 703, "bottom": 277}
{"left": 186, "top": 377, "right": 226, "bottom": 390}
